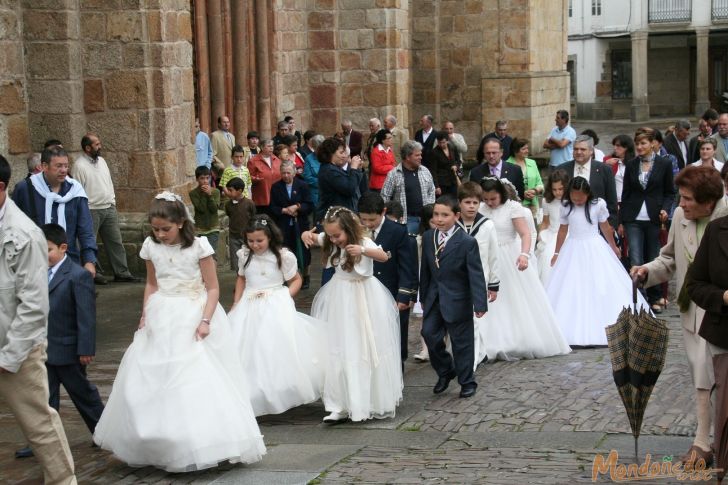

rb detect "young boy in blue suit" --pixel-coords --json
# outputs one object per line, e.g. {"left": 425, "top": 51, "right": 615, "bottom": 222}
{"left": 358, "top": 192, "right": 418, "bottom": 362}
{"left": 42, "top": 224, "right": 104, "bottom": 434}
{"left": 419, "top": 195, "right": 488, "bottom": 398}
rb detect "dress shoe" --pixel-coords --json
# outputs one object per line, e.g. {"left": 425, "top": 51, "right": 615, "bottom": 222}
{"left": 459, "top": 386, "right": 477, "bottom": 398}
{"left": 322, "top": 411, "right": 349, "bottom": 423}
{"left": 433, "top": 372, "right": 456, "bottom": 394}
{"left": 94, "top": 274, "right": 108, "bottom": 285}
{"left": 114, "top": 274, "right": 141, "bottom": 283}
{"left": 413, "top": 351, "right": 429, "bottom": 362}
{"left": 679, "top": 445, "right": 713, "bottom": 470}
{"left": 15, "top": 446, "right": 33, "bottom": 459}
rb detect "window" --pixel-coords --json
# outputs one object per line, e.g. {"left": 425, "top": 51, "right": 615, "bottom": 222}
{"left": 611, "top": 50, "right": 632, "bottom": 99}
{"left": 592, "top": 0, "right": 602, "bottom": 15}
{"left": 569, "top": 0, "right": 573, "bottom": 17}
{"left": 567, "top": 60, "right": 576, "bottom": 99}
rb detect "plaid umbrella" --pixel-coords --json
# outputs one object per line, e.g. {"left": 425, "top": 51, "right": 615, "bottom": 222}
{"left": 605, "top": 280, "right": 669, "bottom": 461}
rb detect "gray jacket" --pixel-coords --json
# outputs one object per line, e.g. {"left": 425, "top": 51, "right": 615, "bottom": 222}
{"left": 0, "top": 198, "right": 49, "bottom": 373}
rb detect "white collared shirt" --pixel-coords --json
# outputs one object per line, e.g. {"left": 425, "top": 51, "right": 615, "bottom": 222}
{"left": 0, "top": 199, "right": 6, "bottom": 229}
{"left": 371, "top": 217, "right": 386, "bottom": 241}
{"left": 48, "top": 255, "right": 67, "bottom": 283}
{"left": 574, "top": 160, "right": 592, "bottom": 182}
{"left": 489, "top": 161, "right": 503, "bottom": 178}
{"left": 421, "top": 127, "right": 433, "bottom": 144}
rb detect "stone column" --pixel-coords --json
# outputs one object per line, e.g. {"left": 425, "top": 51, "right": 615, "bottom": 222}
{"left": 254, "top": 0, "right": 272, "bottom": 136}
{"left": 23, "top": 2, "right": 85, "bottom": 152}
{"left": 193, "top": 0, "right": 211, "bottom": 132}
{"left": 206, "top": 0, "right": 226, "bottom": 120}
{"left": 694, "top": 28, "right": 710, "bottom": 116}
{"left": 630, "top": 30, "right": 649, "bottom": 122}
{"left": 231, "top": 0, "right": 249, "bottom": 138}
{"left": 0, "top": 1, "right": 29, "bottom": 177}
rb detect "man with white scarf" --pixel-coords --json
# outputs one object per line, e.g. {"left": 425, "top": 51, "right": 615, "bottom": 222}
{"left": 12, "top": 146, "right": 97, "bottom": 276}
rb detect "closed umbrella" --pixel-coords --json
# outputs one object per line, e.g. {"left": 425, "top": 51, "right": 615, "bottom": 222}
{"left": 606, "top": 280, "right": 669, "bottom": 460}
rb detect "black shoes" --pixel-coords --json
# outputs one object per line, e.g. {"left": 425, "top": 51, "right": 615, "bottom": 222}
{"left": 15, "top": 446, "right": 33, "bottom": 458}
{"left": 93, "top": 274, "right": 108, "bottom": 285}
{"left": 114, "top": 274, "right": 141, "bottom": 283}
{"left": 459, "top": 386, "right": 477, "bottom": 399}
{"left": 433, "top": 372, "right": 456, "bottom": 394}
{"left": 302, "top": 276, "right": 310, "bottom": 289}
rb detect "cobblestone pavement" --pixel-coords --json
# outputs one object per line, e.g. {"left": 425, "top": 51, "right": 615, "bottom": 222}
{"left": 1, "top": 259, "right": 715, "bottom": 484}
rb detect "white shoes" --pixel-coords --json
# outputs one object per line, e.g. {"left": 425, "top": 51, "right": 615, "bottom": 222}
{"left": 323, "top": 411, "right": 349, "bottom": 423}
{"left": 413, "top": 351, "right": 429, "bottom": 362}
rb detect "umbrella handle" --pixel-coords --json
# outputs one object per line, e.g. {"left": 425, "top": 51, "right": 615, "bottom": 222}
{"left": 631, "top": 275, "right": 639, "bottom": 312}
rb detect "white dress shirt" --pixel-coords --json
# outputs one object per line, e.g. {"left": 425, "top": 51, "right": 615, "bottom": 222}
{"left": 48, "top": 254, "right": 67, "bottom": 283}
{"left": 573, "top": 160, "right": 591, "bottom": 182}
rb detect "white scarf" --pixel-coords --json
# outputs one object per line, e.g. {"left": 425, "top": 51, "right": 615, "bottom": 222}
{"left": 29, "top": 173, "right": 87, "bottom": 229}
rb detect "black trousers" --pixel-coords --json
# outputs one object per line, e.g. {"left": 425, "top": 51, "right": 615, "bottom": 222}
{"left": 421, "top": 298, "right": 475, "bottom": 388}
{"left": 46, "top": 363, "right": 105, "bottom": 434}
{"left": 399, "top": 308, "right": 410, "bottom": 361}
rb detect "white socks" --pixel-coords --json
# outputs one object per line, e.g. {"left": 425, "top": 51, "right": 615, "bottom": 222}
{"left": 693, "top": 388, "right": 713, "bottom": 452}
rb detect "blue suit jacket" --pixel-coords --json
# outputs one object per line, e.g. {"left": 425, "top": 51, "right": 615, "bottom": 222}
{"left": 372, "top": 218, "right": 418, "bottom": 304}
{"left": 47, "top": 257, "right": 97, "bottom": 366}
{"left": 419, "top": 227, "right": 488, "bottom": 323}
{"left": 316, "top": 163, "right": 368, "bottom": 221}
{"left": 12, "top": 177, "right": 97, "bottom": 265}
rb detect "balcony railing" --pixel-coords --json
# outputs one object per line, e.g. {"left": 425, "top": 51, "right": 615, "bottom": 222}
{"left": 649, "top": 0, "right": 692, "bottom": 23}
{"left": 714, "top": 0, "right": 728, "bottom": 20}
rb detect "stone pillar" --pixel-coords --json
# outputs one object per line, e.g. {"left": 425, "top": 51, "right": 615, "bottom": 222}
{"left": 254, "top": 0, "right": 273, "bottom": 136}
{"left": 307, "top": 2, "right": 338, "bottom": 135}
{"left": 630, "top": 30, "right": 650, "bottom": 122}
{"left": 193, "top": 0, "right": 212, "bottom": 133}
{"left": 478, "top": 0, "right": 571, "bottom": 158}
{"left": 694, "top": 28, "right": 710, "bottom": 116}
{"left": 206, "top": 0, "right": 226, "bottom": 120}
{"left": 231, "top": 0, "right": 250, "bottom": 139}
{"left": 23, "top": 2, "right": 85, "bottom": 152}
{"left": 0, "top": 1, "right": 29, "bottom": 179}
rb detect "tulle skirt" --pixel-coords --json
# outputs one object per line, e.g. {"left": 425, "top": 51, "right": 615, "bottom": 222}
{"left": 228, "top": 285, "right": 326, "bottom": 416}
{"left": 536, "top": 228, "right": 559, "bottom": 286}
{"left": 311, "top": 272, "right": 403, "bottom": 421}
{"left": 547, "top": 235, "right": 650, "bottom": 346}
{"left": 93, "top": 289, "right": 265, "bottom": 472}
{"left": 475, "top": 239, "right": 571, "bottom": 362}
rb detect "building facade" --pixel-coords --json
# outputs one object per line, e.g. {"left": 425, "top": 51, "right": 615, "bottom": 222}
{"left": 1, "top": 0, "right": 570, "bottom": 210}
{"left": 568, "top": 0, "right": 728, "bottom": 120}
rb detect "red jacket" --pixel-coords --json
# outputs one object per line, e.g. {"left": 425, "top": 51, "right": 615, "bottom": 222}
{"left": 369, "top": 145, "right": 396, "bottom": 190}
{"left": 248, "top": 154, "right": 282, "bottom": 206}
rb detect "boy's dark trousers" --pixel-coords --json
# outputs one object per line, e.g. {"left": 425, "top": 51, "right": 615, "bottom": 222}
{"left": 422, "top": 297, "right": 476, "bottom": 389}
{"left": 46, "top": 363, "right": 104, "bottom": 433}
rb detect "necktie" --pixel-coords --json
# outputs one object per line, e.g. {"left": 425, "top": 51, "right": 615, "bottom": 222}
{"left": 577, "top": 165, "right": 585, "bottom": 175}
{"left": 48, "top": 268, "right": 53, "bottom": 282}
{"left": 490, "top": 166, "right": 497, "bottom": 176}
{"left": 372, "top": 230, "right": 377, "bottom": 241}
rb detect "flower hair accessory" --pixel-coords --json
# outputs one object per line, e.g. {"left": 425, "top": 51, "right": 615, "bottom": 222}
{"left": 260, "top": 219, "right": 268, "bottom": 226}
{"left": 154, "top": 190, "right": 195, "bottom": 224}
{"left": 324, "top": 206, "right": 352, "bottom": 219}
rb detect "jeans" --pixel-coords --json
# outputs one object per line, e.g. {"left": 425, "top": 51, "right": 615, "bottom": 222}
{"left": 200, "top": 232, "right": 219, "bottom": 259}
{"left": 406, "top": 216, "right": 421, "bottom": 235}
{"left": 624, "top": 221, "right": 662, "bottom": 304}
{"left": 91, "top": 206, "right": 133, "bottom": 278}
{"left": 229, "top": 236, "right": 245, "bottom": 272}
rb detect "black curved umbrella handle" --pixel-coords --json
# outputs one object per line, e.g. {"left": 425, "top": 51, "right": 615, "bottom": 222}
{"left": 631, "top": 275, "right": 639, "bottom": 312}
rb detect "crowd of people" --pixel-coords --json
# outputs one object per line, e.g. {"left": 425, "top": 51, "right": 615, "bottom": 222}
{"left": 2, "top": 107, "right": 728, "bottom": 481}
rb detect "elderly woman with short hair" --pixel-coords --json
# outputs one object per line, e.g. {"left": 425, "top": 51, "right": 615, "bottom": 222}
{"left": 633, "top": 165, "right": 728, "bottom": 469}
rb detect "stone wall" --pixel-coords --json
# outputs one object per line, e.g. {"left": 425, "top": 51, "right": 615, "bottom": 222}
{"left": 0, "top": 1, "right": 29, "bottom": 181}
{"left": 410, "top": 0, "right": 569, "bottom": 159}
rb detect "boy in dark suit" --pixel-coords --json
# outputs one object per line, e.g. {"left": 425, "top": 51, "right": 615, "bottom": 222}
{"left": 358, "top": 193, "right": 418, "bottom": 362}
{"left": 419, "top": 195, "right": 488, "bottom": 398}
{"left": 42, "top": 224, "right": 104, "bottom": 435}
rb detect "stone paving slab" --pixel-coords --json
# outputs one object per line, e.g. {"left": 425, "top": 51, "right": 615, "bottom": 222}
{"left": 209, "top": 470, "right": 318, "bottom": 485}
{"left": 261, "top": 426, "right": 450, "bottom": 449}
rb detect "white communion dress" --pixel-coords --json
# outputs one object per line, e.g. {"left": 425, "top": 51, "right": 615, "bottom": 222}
{"left": 477, "top": 200, "right": 571, "bottom": 361}
{"left": 311, "top": 235, "right": 403, "bottom": 422}
{"left": 546, "top": 199, "right": 650, "bottom": 346}
{"left": 93, "top": 237, "right": 265, "bottom": 472}
{"left": 536, "top": 198, "right": 563, "bottom": 286}
{"left": 228, "top": 247, "right": 326, "bottom": 416}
